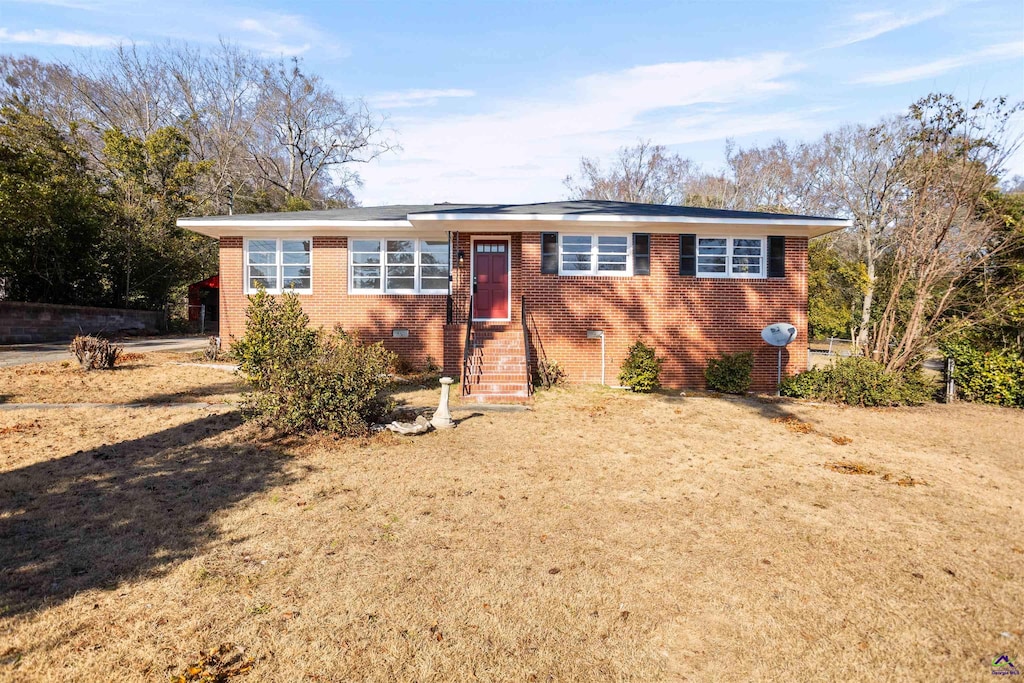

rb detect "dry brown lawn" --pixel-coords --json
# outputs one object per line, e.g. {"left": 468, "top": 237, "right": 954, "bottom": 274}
{"left": 0, "top": 361, "right": 1021, "bottom": 682}
{"left": 0, "top": 352, "right": 242, "bottom": 404}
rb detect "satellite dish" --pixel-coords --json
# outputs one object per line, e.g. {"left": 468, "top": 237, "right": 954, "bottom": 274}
{"left": 761, "top": 323, "right": 797, "bottom": 347}
{"left": 762, "top": 323, "right": 797, "bottom": 395}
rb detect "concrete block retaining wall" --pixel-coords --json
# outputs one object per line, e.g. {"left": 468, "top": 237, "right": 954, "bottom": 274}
{"left": 0, "top": 301, "right": 163, "bottom": 344}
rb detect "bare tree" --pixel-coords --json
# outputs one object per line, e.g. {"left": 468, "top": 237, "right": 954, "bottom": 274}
{"left": 798, "top": 121, "right": 905, "bottom": 348}
{"left": 249, "top": 58, "right": 393, "bottom": 205}
{"left": 0, "top": 43, "right": 395, "bottom": 212}
{"left": 564, "top": 140, "right": 703, "bottom": 205}
{"left": 871, "top": 95, "right": 1023, "bottom": 370}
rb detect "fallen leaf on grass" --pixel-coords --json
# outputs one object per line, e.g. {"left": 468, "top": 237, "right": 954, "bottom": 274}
{"left": 0, "top": 420, "right": 41, "bottom": 436}
{"left": 824, "top": 461, "right": 877, "bottom": 475}
{"left": 881, "top": 473, "right": 927, "bottom": 487}
{"left": 830, "top": 435, "right": 853, "bottom": 445}
{"left": 771, "top": 416, "right": 813, "bottom": 434}
{"left": 548, "top": 567, "right": 561, "bottom": 575}
{"left": 572, "top": 404, "right": 608, "bottom": 418}
{"left": 169, "top": 644, "right": 253, "bottom": 682}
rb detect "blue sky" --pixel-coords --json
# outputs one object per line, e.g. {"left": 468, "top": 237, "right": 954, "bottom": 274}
{"left": 1, "top": 0, "right": 1022, "bottom": 205}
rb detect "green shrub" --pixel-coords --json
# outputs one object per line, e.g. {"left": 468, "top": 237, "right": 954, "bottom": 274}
{"left": 780, "top": 356, "right": 933, "bottom": 407}
{"left": 232, "top": 288, "right": 397, "bottom": 435}
{"left": 704, "top": 351, "right": 754, "bottom": 394}
{"left": 619, "top": 340, "right": 663, "bottom": 393}
{"left": 536, "top": 359, "right": 566, "bottom": 389}
{"left": 939, "top": 338, "right": 1024, "bottom": 407}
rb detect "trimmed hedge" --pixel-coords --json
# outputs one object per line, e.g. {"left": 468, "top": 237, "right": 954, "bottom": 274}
{"left": 780, "top": 356, "right": 933, "bottom": 407}
{"left": 704, "top": 351, "right": 754, "bottom": 394}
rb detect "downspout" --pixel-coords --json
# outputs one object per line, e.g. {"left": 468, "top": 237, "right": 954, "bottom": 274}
{"left": 587, "top": 330, "right": 605, "bottom": 385}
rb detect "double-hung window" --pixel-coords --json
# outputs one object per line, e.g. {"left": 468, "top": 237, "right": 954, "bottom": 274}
{"left": 559, "top": 235, "right": 631, "bottom": 276}
{"left": 245, "top": 238, "right": 312, "bottom": 293}
{"left": 350, "top": 238, "right": 450, "bottom": 294}
{"left": 697, "top": 237, "right": 764, "bottom": 278}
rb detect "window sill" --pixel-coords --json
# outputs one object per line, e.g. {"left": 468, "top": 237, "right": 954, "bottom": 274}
{"left": 695, "top": 274, "right": 766, "bottom": 280}
{"left": 245, "top": 289, "right": 313, "bottom": 295}
{"left": 349, "top": 290, "right": 449, "bottom": 296}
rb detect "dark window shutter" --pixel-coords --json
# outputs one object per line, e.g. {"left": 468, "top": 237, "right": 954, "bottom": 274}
{"left": 768, "top": 236, "right": 786, "bottom": 278}
{"left": 541, "top": 232, "right": 558, "bottom": 274}
{"left": 679, "top": 234, "right": 696, "bottom": 276}
{"left": 633, "top": 233, "right": 650, "bottom": 276}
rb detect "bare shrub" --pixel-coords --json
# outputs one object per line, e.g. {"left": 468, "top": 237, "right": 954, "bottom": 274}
{"left": 69, "top": 335, "right": 122, "bottom": 370}
{"left": 536, "top": 359, "right": 566, "bottom": 389}
{"left": 204, "top": 336, "right": 220, "bottom": 361}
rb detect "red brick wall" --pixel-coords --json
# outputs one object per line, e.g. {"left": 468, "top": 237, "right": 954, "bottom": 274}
{"left": 219, "top": 237, "right": 449, "bottom": 370}
{"left": 510, "top": 234, "right": 809, "bottom": 391}
{"left": 219, "top": 232, "right": 808, "bottom": 391}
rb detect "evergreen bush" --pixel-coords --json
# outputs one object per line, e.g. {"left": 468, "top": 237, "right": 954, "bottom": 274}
{"left": 704, "top": 351, "right": 754, "bottom": 394}
{"left": 780, "top": 356, "right": 932, "bottom": 407}
{"left": 232, "top": 288, "right": 396, "bottom": 435}
{"left": 618, "top": 341, "right": 663, "bottom": 393}
{"left": 939, "top": 338, "right": 1024, "bottom": 407}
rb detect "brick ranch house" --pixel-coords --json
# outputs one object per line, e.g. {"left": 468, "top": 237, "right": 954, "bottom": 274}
{"left": 178, "top": 200, "right": 849, "bottom": 402}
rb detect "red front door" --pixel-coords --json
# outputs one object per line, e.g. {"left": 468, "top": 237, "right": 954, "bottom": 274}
{"left": 473, "top": 240, "right": 509, "bottom": 320}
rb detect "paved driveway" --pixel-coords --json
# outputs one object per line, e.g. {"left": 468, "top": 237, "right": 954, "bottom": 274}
{"left": 0, "top": 336, "right": 209, "bottom": 368}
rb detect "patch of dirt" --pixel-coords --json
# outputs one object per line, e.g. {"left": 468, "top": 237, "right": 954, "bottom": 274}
{"left": 831, "top": 435, "right": 854, "bottom": 445}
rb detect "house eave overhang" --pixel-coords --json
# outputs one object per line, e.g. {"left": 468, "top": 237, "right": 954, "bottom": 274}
{"left": 177, "top": 214, "right": 852, "bottom": 239}
{"left": 410, "top": 213, "right": 851, "bottom": 238}
{"left": 176, "top": 219, "right": 416, "bottom": 239}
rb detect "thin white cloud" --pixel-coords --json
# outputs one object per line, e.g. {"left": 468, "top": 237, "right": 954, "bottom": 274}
{"left": 853, "top": 41, "right": 1023, "bottom": 85}
{"left": 359, "top": 53, "right": 810, "bottom": 204}
{"left": 0, "top": 27, "right": 124, "bottom": 47}
{"left": 233, "top": 13, "right": 343, "bottom": 58}
{"left": 367, "top": 88, "right": 476, "bottom": 109}
{"left": 3, "top": 0, "right": 105, "bottom": 8}
{"left": 827, "top": 5, "right": 952, "bottom": 48}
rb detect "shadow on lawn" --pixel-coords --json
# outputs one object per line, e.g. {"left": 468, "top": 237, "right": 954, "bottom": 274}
{"left": 0, "top": 412, "right": 295, "bottom": 616}
{"left": 136, "top": 380, "right": 243, "bottom": 404}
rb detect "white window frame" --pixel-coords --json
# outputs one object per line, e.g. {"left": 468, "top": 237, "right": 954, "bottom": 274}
{"left": 557, "top": 234, "right": 633, "bottom": 277}
{"left": 348, "top": 237, "right": 450, "bottom": 295}
{"left": 244, "top": 237, "right": 313, "bottom": 294}
{"left": 696, "top": 236, "right": 766, "bottom": 279}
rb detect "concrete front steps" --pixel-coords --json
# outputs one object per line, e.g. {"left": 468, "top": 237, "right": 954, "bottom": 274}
{"left": 462, "top": 327, "right": 533, "bottom": 403}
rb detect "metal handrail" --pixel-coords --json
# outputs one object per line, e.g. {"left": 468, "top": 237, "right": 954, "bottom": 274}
{"left": 521, "top": 295, "right": 533, "bottom": 396}
{"left": 462, "top": 294, "right": 474, "bottom": 395}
